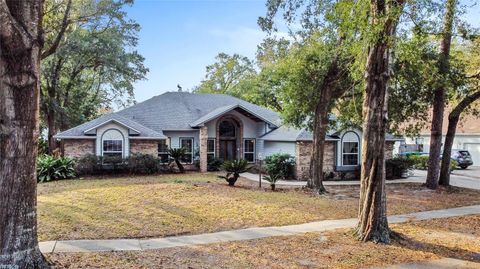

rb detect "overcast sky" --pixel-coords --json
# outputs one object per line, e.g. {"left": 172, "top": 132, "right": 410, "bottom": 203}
{"left": 125, "top": 0, "right": 480, "bottom": 103}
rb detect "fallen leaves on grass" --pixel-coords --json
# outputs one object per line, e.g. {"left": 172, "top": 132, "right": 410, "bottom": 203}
{"left": 47, "top": 215, "right": 480, "bottom": 269}
{"left": 38, "top": 174, "right": 480, "bottom": 242}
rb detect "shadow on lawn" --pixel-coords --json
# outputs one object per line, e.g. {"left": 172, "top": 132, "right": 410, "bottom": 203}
{"left": 394, "top": 232, "right": 480, "bottom": 263}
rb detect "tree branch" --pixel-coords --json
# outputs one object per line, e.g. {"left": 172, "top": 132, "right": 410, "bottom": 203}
{"left": 41, "top": 0, "right": 72, "bottom": 59}
{"left": 450, "top": 90, "right": 480, "bottom": 119}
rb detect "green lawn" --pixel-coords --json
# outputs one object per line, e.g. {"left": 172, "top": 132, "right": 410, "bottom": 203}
{"left": 37, "top": 173, "right": 480, "bottom": 241}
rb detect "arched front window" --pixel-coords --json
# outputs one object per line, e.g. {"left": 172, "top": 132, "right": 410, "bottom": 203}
{"left": 102, "top": 129, "right": 124, "bottom": 158}
{"left": 219, "top": 120, "right": 236, "bottom": 138}
{"left": 342, "top": 131, "right": 359, "bottom": 166}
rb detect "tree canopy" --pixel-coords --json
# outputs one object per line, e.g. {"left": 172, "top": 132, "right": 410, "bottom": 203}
{"left": 40, "top": 0, "right": 147, "bottom": 151}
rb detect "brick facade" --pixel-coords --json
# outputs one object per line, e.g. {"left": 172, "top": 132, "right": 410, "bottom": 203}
{"left": 385, "top": 141, "right": 395, "bottom": 160}
{"left": 199, "top": 126, "right": 208, "bottom": 172}
{"left": 295, "top": 141, "right": 396, "bottom": 180}
{"left": 295, "top": 141, "right": 335, "bottom": 180}
{"left": 63, "top": 139, "right": 95, "bottom": 158}
{"left": 130, "top": 139, "right": 159, "bottom": 156}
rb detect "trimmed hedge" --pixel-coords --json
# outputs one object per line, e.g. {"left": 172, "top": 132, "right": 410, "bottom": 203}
{"left": 408, "top": 154, "right": 457, "bottom": 172}
{"left": 409, "top": 155, "right": 429, "bottom": 170}
{"left": 75, "top": 153, "right": 171, "bottom": 176}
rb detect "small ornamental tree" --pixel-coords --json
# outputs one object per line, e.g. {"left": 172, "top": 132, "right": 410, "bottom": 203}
{"left": 169, "top": 148, "right": 187, "bottom": 173}
{"left": 264, "top": 173, "right": 282, "bottom": 191}
{"left": 218, "top": 159, "right": 250, "bottom": 186}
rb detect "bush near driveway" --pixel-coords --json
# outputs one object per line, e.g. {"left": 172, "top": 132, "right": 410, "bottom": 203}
{"left": 408, "top": 154, "right": 458, "bottom": 172}
{"left": 409, "top": 155, "right": 429, "bottom": 170}
{"left": 386, "top": 157, "right": 415, "bottom": 179}
{"left": 264, "top": 153, "right": 295, "bottom": 180}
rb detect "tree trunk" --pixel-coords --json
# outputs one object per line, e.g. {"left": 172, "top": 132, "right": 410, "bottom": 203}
{"left": 175, "top": 159, "right": 185, "bottom": 173}
{"left": 356, "top": 0, "right": 404, "bottom": 244}
{"left": 308, "top": 56, "right": 346, "bottom": 194}
{"left": 45, "top": 58, "right": 63, "bottom": 154}
{"left": 47, "top": 108, "right": 57, "bottom": 154}
{"left": 439, "top": 90, "right": 480, "bottom": 186}
{"left": 357, "top": 44, "right": 391, "bottom": 244}
{"left": 438, "top": 116, "right": 458, "bottom": 186}
{"left": 0, "top": 0, "right": 49, "bottom": 267}
{"left": 426, "top": 0, "right": 456, "bottom": 189}
{"left": 308, "top": 91, "right": 331, "bottom": 194}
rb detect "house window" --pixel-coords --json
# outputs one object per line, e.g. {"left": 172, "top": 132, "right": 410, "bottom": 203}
{"left": 207, "top": 139, "right": 215, "bottom": 161}
{"left": 101, "top": 129, "right": 124, "bottom": 160}
{"left": 342, "top": 132, "right": 359, "bottom": 166}
{"left": 158, "top": 139, "right": 170, "bottom": 163}
{"left": 180, "top": 137, "right": 193, "bottom": 164}
{"left": 219, "top": 120, "right": 236, "bottom": 138}
{"left": 244, "top": 139, "right": 255, "bottom": 163}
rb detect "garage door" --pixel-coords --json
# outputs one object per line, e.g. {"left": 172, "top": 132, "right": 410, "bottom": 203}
{"left": 464, "top": 143, "right": 480, "bottom": 165}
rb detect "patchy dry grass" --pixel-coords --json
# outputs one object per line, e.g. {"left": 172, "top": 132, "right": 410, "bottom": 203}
{"left": 46, "top": 215, "right": 480, "bottom": 269}
{"left": 38, "top": 173, "right": 480, "bottom": 241}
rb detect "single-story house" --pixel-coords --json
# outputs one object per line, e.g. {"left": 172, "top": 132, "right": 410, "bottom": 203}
{"left": 54, "top": 92, "right": 402, "bottom": 179}
{"left": 403, "top": 111, "right": 480, "bottom": 165}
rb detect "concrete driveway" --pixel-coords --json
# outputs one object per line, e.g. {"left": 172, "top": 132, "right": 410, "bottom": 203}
{"left": 412, "top": 168, "right": 480, "bottom": 190}
{"left": 243, "top": 169, "right": 480, "bottom": 190}
{"left": 451, "top": 166, "right": 480, "bottom": 179}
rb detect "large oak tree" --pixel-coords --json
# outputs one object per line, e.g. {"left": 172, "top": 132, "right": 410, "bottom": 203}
{"left": 258, "top": 0, "right": 362, "bottom": 193}
{"left": 0, "top": 0, "right": 49, "bottom": 267}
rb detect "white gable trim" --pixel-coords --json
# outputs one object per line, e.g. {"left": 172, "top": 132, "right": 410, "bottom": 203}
{"left": 191, "top": 104, "right": 279, "bottom": 128}
{"left": 83, "top": 119, "right": 141, "bottom": 135}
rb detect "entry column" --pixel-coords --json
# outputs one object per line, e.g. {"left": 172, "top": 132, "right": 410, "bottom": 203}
{"left": 199, "top": 126, "right": 208, "bottom": 172}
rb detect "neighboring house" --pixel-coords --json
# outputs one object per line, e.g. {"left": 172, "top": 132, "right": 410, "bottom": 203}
{"left": 403, "top": 112, "right": 480, "bottom": 165}
{"left": 54, "top": 92, "right": 402, "bottom": 179}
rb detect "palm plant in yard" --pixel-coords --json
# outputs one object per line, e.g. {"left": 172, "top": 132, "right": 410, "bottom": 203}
{"left": 264, "top": 172, "right": 282, "bottom": 191}
{"left": 169, "top": 148, "right": 187, "bottom": 173}
{"left": 219, "top": 159, "right": 250, "bottom": 186}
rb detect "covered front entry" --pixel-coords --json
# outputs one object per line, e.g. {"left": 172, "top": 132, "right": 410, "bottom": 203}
{"left": 217, "top": 116, "right": 242, "bottom": 161}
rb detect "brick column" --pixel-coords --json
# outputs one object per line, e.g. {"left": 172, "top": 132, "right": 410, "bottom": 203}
{"left": 199, "top": 126, "right": 208, "bottom": 172}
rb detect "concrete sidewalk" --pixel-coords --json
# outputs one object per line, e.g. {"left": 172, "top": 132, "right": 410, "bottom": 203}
{"left": 39, "top": 204, "right": 480, "bottom": 254}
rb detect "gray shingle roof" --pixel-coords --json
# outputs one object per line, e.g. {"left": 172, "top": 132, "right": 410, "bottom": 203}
{"left": 55, "top": 91, "right": 404, "bottom": 142}
{"left": 55, "top": 92, "right": 280, "bottom": 138}
{"left": 296, "top": 129, "right": 340, "bottom": 141}
{"left": 116, "top": 92, "right": 281, "bottom": 131}
{"left": 260, "top": 125, "right": 302, "bottom": 141}
{"left": 262, "top": 126, "right": 340, "bottom": 142}
{"left": 296, "top": 129, "right": 404, "bottom": 142}
{"left": 54, "top": 113, "right": 166, "bottom": 139}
